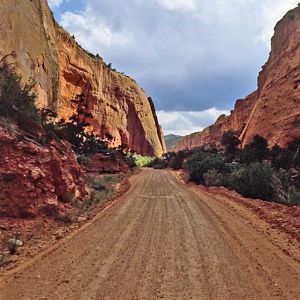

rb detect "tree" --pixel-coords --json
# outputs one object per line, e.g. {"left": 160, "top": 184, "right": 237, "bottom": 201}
{"left": 54, "top": 114, "right": 110, "bottom": 155}
{"left": 240, "top": 135, "right": 269, "bottom": 163}
{"left": 0, "top": 55, "right": 38, "bottom": 121}
{"left": 168, "top": 151, "right": 185, "bottom": 170}
{"left": 221, "top": 130, "right": 240, "bottom": 156}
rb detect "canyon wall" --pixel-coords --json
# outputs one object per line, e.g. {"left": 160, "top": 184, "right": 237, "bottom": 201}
{"left": 173, "top": 5, "right": 300, "bottom": 152}
{"left": 0, "top": 0, "right": 166, "bottom": 156}
{"left": 0, "top": 120, "right": 86, "bottom": 218}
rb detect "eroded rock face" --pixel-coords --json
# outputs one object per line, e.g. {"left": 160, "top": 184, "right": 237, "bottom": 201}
{"left": 240, "top": 6, "right": 300, "bottom": 147}
{"left": 0, "top": 0, "right": 165, "bottom": 156}
{"left": 173, "top": 5, "right": 300, "bottom": 152}
{"left": 0, "top": 122, "right": 86, "bottom": 219}
{"left": 173, "top": 92, "right": 257, "bottom": 151}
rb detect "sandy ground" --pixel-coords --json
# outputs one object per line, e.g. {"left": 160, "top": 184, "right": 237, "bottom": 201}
{"left": 0, "top": 169, "right": 300, "bottom": 299}
{"left": 0, "top": 173, "right": 131, "bottom": 275}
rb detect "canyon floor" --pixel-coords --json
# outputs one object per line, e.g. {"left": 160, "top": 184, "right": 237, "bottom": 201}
{"left": 1, "top": 169, "right": 300, "bottom": 300}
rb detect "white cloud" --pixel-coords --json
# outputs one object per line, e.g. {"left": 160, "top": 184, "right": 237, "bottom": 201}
{"left": 53, "top": 0, "right": 300, "bottom": 121}
{"left": 60, "top": 11, "right": 132, "bottom": 53}
{"left": 257, "top": 0, "right": 299, "bottom": 47}
{"left": 192, "top": 0, "right": 298, "bottom": 47}
{"left": 157, "top": 0, "right": 197, "bottom": 11}
{"left": 48, "top": 0, "right": 65, "bottom": 8}
{"left": 157, "top": 108, "right": 229, "bottom": 136}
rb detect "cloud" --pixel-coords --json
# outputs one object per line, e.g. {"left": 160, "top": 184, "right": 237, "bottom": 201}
{"left": 61, "top": 11, "right": 132, "bottom": 51}
{"left": 257, "top": 0, "right": 300, "bottom": 47}
{"left": 48, "top": 0, "right": 65, "bottom": 8}
{"left": 157, "top": 108, "right": 229, "bottom": 136}
{"left": 53, "top": 0, "right": 299, "bottom": 135}
{"left": 156, "top": 0, "right": 197, "bottom": 11}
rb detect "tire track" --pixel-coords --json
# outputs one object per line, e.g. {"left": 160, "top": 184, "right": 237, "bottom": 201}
{"left": 1, "top": 169, "right": 300, "bottom": 300}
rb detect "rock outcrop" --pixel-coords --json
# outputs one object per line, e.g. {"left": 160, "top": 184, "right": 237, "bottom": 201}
{"left": 173, "top": 5, "right": 300, "bottom": 152}
{"left": 0, "top": 0, "right": 165, "bottom": 156}
{"left": 173, "top": 92, "right": 257, "bottom": 151}
{"left": 0, "top": 121, "right": 85, "bottom": 219}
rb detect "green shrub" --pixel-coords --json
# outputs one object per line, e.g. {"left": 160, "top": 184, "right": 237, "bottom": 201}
{"left": 83, "top": 174, "right": 126, "bottom": 209}
{"left": 270, "top": 139, "right": 300, "bottom": 172}
{"left": 86, "top": 175, "right": 107, "bottom": 191}
{"left": 125, "top": 154, "right": 136, "bottom": 169}
{"left": 0, "top": 56, "right": 39, "bottom": 121}
{"left": 288, "top": 187, "right": 300, "bottom": 206}
{"left": 47, "top": 113, "right": 111, "bottom": 155}
{"left": 240, "top": 135, "right": 269, "bottom": 163}
{"left": 203, "top": 169, "right": 223, "bottom": 187}
{"left": 54, "top": 212, "right": 74, "bottom": 224}
{"left": 132, "top": 154, "right": 154, "bottom": 167}
{"left": 227, "top": 162, "right": 275, "bottom": 200}
{"left": 221, "top": 130, "right": 240, "bottom": 156}
{"left": 150, "top": 158, "right": 167, "bottom": 169}
{"left": 186, "top": 152, "right": 228, "bottom": 184}
{"left": 87, "top": 189, "right": 109, "bottom": 206}
{"left": 168, "top": 151, "right": 185, "bottom": 170}
{"left": 271, "top": 169, "right": 291, "bottom": 204}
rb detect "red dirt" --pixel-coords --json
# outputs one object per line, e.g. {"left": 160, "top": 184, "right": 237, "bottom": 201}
{"left": 1, "top": 169, "right": 299, "bottom": 299}
{"left": 178, "top": 170, "right": 300, "bottom": 247}
{"left": 0, "top": 172, "right": 132, "bottom": 275}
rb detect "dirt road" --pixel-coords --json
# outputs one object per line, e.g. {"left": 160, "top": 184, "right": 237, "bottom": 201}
{"left": 1, "top": 169, "right": 300, "bottom": 299}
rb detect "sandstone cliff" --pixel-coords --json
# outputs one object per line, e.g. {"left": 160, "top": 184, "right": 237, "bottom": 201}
{"left": 173, "top": 92, "right": 257, "bottom": 151}
{"left": 173, "top": 5, "right": 300, "bottom": 152}
{"left": 0, "top": 120, "right": 86, "bottom": 218}
{"left": 0, "top": 0, "right": 165, "bottom": 156}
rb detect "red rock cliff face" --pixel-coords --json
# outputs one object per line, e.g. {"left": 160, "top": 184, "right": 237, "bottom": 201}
{"left": 173, "top": 92, "right": 257, "bottom": 151}
{"left": 174, "top": 6, "right": 300, "bottom": 152}
{"left": 0, "top": 121, "right": 85, "bottom": 219}
{"left": 0, "top": 0, "right": 165, "bottom": 156}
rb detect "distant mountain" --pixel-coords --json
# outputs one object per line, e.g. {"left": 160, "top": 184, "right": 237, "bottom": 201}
{"left": 165, "top": 134, "right": 183, "bottom": 151}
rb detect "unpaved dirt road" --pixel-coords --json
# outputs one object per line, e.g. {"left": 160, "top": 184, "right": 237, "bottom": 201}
{"left": 1, "top": 169, "right": 300, "bottom": 300}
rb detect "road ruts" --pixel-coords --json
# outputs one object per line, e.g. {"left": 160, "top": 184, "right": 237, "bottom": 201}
{"left": 1, "top": 169, "right": 300, "bottom": 299}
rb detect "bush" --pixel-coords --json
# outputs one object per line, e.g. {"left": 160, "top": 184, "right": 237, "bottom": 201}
{"left": 271, "top": 169, "right": 291, "bottom": 204}
{"left": 54, "top": 212, "right": 74, "bottom": 224}
{"left": 86, "top": 175, "right": 107, "bottom": 191}
{"left": 150, "top": 158, "right": 167, "bottom": 169}
{"left": 227, "top": 162, "right": 275, "bottom": 200}
{"left": 168, "top": 151, "right": 185, "bottom": 170}
{"left": 47, "top": 114, "right": 111, "bottom": 155}
{"left": 288, "top": 187, "right": 300, "bottom": 206}
{"left": 132, "top": 154, "right": 154, "bottom": 167}
{"left": 240, "top": 135, "right": 269, "bottom": 163}
{"left": 203, "top": 169, "right": 223, "bottom": 187}
{"left": 0, "top": 55, "right": 39, "bottom": 121}
{"left": 270, "top": 139, "right": 300, "bottom": 172}
{"left": 186, "top": 152, "right": 228, "bottom": 184}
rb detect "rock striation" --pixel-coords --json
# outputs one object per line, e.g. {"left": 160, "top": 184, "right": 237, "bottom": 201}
{"left": 0, "top": 0, "right": 165, "bottom": 156}
{"left": 173, "top": 5, "right": 300, "bottom": 152}
{"left": 0, "top": 121, "right": 86, "bottom": 219}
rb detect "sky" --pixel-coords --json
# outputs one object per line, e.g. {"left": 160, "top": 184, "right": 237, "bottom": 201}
{"left": 49, "top": 0, "right": 299, "bottom": 136}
